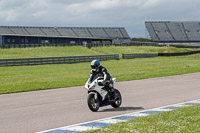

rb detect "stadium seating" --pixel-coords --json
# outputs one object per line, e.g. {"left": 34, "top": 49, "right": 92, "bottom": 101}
{"left": 146, "top": 21, "right": 200, "bottom": 42}
{"left": 183, "top": 22, "right": 200, "bottom": 41}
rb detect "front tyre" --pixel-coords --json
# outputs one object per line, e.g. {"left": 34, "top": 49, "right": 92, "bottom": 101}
{"left": 87, "top": 93, "right": 100, "bottom": 112}
{"left": 111, "top": 89, "right": 122, "bottom": 108}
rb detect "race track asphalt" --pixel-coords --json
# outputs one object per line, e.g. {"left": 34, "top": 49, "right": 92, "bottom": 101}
{"left": 0, "top": 72, "right": 200, "bottom": 133}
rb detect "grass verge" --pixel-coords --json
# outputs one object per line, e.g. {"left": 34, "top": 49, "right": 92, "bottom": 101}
{"left": 0, "top": 46, "right": 199, "bottom": 59}
{"left": 0, "top": 46, "right": 101, "bottom": 59}
{"left": 0, "top": 55, "right": 200, "bottom": 94}
{"left": 84, "top": 104, "right": 200, "bottom": 133}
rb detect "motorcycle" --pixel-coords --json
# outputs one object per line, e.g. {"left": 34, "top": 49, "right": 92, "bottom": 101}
{"left": 85, "top": 77, "right": 122, "bottom": 112}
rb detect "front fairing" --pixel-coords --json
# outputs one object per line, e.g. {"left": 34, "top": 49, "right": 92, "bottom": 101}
{"left": 87, "top": 79, "right": 108, "bottom": 100}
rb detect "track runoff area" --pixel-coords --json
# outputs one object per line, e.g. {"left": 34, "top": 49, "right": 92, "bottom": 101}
{"left": 37, "top": 99, "right": 200, "bottom": 133}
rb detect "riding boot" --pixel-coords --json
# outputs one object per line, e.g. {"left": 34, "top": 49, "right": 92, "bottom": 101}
{"left": 111, "top": 89, "right": 116, "bottom": 100}
{"left": 108, "top": 88, "right": 115, "bottom": 100}
{"left": 106, "top": 87, "right": 112, "bottom": 100}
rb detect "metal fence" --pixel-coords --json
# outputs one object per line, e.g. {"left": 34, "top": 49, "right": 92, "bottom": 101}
{"left": 0, "top": 54, "right": 119, "bottom": 67}
{"left": 0, "top": 43, "right": 116, "bottom": 49}
{"left": 159, "top": 43, "right": 200, "bottom": 48}
{"left": 0, "top": 42, "right": 160, "bottom": 49}
{"left": 122, "top": 53, "right": 158, "bottom": 59}
{"left": 0, "top": 43, "right": 83, "bottom": 49}
{"left": 2, "top": 42, "right": 200, "bottom": 49}
{"left": 127, "top": 41, "right": 159, "bottom": 46}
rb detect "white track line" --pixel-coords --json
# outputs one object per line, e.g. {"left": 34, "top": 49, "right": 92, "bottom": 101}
{"left": 37, "top": 99, "right": 200, "bottom": 133}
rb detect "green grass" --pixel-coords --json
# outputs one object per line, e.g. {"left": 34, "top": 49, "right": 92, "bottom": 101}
{"left": 0, "top": 46, "right": 199, "bottom": 59}
{"left": 0, "top": 46, "right": 101, "bottom": 59}
{"left": 0, "top": 54, "right": 200, "bottom": 94}
{"left": 0, "top": 46, "right": 200, "bottom": 94}
{"left": 92, "top": 46, "right": 198, "bottom": 54}
{"left": 84, "top": 104, "right": 200, "bottom": 133}
{"left": 91, "top": 46, "right": 199, "bottom": 58}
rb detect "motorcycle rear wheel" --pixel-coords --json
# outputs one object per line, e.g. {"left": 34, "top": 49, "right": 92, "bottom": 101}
{"left": 87, "top": 93, "right": 100, "bottom": 112}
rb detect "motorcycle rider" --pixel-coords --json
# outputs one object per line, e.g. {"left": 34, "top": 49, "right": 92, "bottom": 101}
{"left": 88, "top": 60, "right": 114, "bottom": 99}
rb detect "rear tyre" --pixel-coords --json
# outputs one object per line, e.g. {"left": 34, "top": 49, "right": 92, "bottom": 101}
{"left": 87, "top": 93, "right": 100, "bottom": 112}
{"left": 111, "top": 89, "right": 122, "bottom": 108}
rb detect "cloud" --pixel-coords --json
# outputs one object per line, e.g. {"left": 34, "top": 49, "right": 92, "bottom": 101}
{"left": 0, "top": 0, "right": 200, "bottom": 37}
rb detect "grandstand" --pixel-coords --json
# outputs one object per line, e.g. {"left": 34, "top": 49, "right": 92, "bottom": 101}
{"left": 145, "top": 21, "right": 200, "bottom": 42}
{"left": 0, "top": 26, "right": 131, "bottom": 45}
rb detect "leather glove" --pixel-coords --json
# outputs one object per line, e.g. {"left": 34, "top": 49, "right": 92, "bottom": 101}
{"left": 101, "top": 80, "right": 106, "bottom": 85}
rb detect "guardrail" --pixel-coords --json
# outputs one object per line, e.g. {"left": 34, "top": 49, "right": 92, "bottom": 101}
{"left": 1, "top": 50, "right": 200, "bottom": 67}
{"left": 0, "top": 54, "right": 119, "bottom": 67}
{"left": 158, "top": 50, "right": 200, "bottom": 56}
{"left": 122, "top": 53, "right": 158, "bottom": 59}
{"left": 122, "top": 50, "right": 200, "bottom": 59}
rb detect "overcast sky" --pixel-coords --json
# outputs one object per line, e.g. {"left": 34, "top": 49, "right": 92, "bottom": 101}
{"left": 0, "top": 0, "right": 200, "bottom": 38}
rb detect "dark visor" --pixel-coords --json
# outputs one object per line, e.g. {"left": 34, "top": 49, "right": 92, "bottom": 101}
{"left": 91, "top": 65, "right": 97, "bottom": 69}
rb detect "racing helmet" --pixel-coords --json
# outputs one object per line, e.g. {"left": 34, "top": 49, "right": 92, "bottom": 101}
{"left": 91, "top": 60, "right": 100, "bottom": 71}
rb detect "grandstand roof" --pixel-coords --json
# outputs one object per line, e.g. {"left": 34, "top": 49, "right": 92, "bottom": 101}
{"left": 145, "top": 21, "right": 200, "bottom": 42}
{"left": 0, "top": 26, "right": 130, "bottom": 40}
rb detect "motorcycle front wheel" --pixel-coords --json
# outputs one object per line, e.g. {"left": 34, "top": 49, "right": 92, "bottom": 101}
{"left": 87, "top": 93, "right": 100, "bottom": 112}
{"left": 111, "top": 89, "right": 122, "bottom": 108}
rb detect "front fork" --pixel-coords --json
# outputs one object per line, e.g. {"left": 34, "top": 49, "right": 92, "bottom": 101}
{"left": 89, "top": 92, "right": 98, "bottom": 101}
